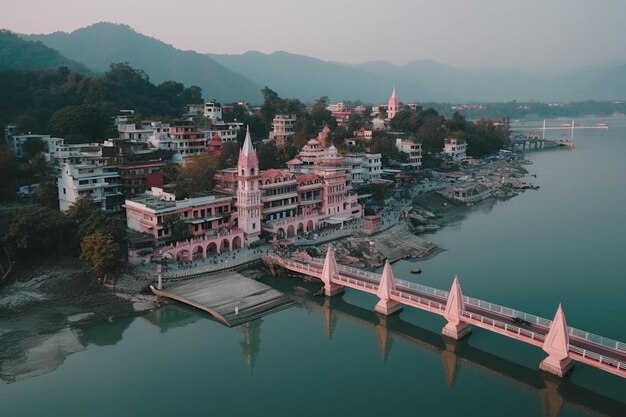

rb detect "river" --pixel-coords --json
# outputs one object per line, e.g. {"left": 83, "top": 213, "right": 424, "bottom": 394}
{"left": 1, "top": 116, "right": 625, "bottom": 417}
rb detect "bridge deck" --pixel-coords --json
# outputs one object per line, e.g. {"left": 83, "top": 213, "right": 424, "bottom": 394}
{"left": 151, "top": 272, "right": 295, "bottom": 327}
{"left": 266, "top": 254, "right": 626, "bottom": 378}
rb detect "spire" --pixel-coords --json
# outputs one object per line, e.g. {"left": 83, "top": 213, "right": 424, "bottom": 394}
{"left": 539, "top": 304, "right": 573, "bottom": 377}
{"left": 390, "top": 87, "right": 397, "bottom": 101}
{"left": 542, "top": 304, "right": 570, "bottom": 361}
{"left": 320, "top": 244, "right": 344, "bottom": 296}
{"left": 241, "top": 125, "right": 254, "bottom": 156}
{"left": 444, "top": 275, "right": 464, "bottom": 324}
{"left": 377, "top": 259, "right": 396, "bottom": 300}
{"left": 374, "top": 259, "right": 401, "bottom": 315}
{"left": 442, "top": 275, "right": 472, "bottom": 339}
{"left": 320, "top": 244, "right": 338, "bottom": 286}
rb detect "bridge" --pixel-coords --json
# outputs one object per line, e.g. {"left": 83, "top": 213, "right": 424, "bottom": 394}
{"left": 264, "top": 245, "right": 626, "bottom": 379}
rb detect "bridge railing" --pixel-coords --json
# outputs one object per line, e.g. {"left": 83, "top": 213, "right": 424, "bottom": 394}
{"left": 391, "top": 289, "right": 446, "bottom": 311}
{"left": 396, "top": 279, "right": 450, "bottom": 300}
{"left": 568, "top": 328, "right": 626, "bottom": 353}
{"left": 463, "top": 310, "right": 546, "bottom": 343}
{"left": 272, "top": 254, "right": 626, "bottom": 357}
{"left": 463, "top": 296, "right": 553, "bottom": 328}
{"left": 569, "top": 345, "right": 626, "bottom": 372}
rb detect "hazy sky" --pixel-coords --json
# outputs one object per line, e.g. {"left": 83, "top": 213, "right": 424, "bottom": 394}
{"left": 2, "top": 0, "right": 625, "bottom": 70}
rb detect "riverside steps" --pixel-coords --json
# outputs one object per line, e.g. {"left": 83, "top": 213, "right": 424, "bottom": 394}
{"left": 151, "top": 272, "right": 295, "bottom": 327}
{"left": 264, "top": 245, "right": 626, "bottom": 379}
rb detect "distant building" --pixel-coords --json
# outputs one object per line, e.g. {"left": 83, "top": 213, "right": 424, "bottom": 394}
{"left": 444, "top": 137, "right": 467, "bottom": 162}
{"left": 361, "top": 153, "right": 382, "bottom": 181}
{"left": 395, "top": 138, "right": 422, "bottom": 168}
{"left": 118, "top": 160, "right": 165, "bottom": 197}
{"left": 203, "top": 122, "right": 243, "bottom": 143}
{"left": 58, "top": 162, "right": 123, "bottom": 213}
{"left": 269, "top": 114, "right": 296, "bottom": 147}
{"left": 204, "top": 100, "right": 223, "bottom": 122}
{"left": 387, "top": 87, "right": 399, "bottom": 121}
{"left": 185, "top": 103, "right": 204, "bottom": 117}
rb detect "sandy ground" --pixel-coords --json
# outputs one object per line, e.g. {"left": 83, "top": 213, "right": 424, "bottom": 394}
{"left": 0, "top": 257, "right": 158, "bottom": 383}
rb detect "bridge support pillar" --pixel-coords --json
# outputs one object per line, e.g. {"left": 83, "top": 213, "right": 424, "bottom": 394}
{"left": 539, "top": 304, "right": 574, "bottom": 377}
{"left": 442, "top": 276, "right": 472, "bottom": 340}
{"left": 374, "top": 259, "right": 402, "bottom": 315}
{"left": 321, "top": 244, "right": 344, "bottom": 297}
{"left": 324, "top": 282, "right": 345, "bottom": 297}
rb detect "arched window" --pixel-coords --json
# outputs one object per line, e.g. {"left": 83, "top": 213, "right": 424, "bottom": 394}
{"left": 251, "top": 168, "right": 255, "bottom": 175}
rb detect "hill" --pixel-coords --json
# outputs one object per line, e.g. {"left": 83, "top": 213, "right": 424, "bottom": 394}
{"left": 27, "top": 23, "right": 262, "bottom": 103}
{"left": 210, "top": 50, "right": 444, "bottom": 103}
{"left": 0, "top": 30, "right": 91, "bottom": 74}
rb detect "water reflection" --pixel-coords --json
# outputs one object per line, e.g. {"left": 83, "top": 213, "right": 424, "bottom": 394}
{"left": 239, "top": 319, "right": 262, "bottom": 376}
{"left": 291, "top": 288, "right": 626, "bottom": 417}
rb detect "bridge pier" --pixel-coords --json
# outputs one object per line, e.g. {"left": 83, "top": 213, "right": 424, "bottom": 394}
{"left": 539, "top": 304, "right": 574, "bottom": 377}
{"left": 442, "top": 276, "right": 472, "bottom": 340}
{"left": 321, "top": 244, "right": 345, "bottom": 297}
{"left": 374, "top": 260, "right": 402, "bottom": 316}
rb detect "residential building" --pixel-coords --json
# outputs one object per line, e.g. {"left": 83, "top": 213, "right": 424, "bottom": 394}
{"left": 118, "top": 123, "right": 153, "bottom": 141}
{"left": 204, "top": 100, "right": 223, "bottom": 122}
{"left": 343, "top": 154, "right": 364, "bottom": 185}
{"left": 395, "top": 138, "right": 422, "bottom": 168}
{"left": 269, "top": 114, "right": 296, "bottom": 147}
{"left": 185, "top": 103, "right": 204, "bottom": 117}
{"left": 58, "top": 162, "right": 123, "bottom": 213}
{"left": 444, "top": 137, "right": 467, "bottom": 162}
{"left": 124, "top": 187, "right": 237, "bottom": 241}
{"left": 203, "top": 122, "right": 243, "bottom": 143}
{"left": 118, "top": 160, "right": 165, "bottom": 196}
{"left": 361, "top": 153, "right": 383, "bottom": 181}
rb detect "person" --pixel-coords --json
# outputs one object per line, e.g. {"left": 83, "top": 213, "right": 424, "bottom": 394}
{"left": 235, "top": 306, "right": 239, "bottom": 315}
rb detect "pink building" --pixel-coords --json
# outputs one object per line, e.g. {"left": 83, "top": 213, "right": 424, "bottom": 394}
{"left": 387, "top": 87, "right": 400, "bottom": 121}
{"left": 214, "top": 128, "right": 363, "bottom": 240}
{"left": 124, "top": 187, "right": 237, "bottom": 241}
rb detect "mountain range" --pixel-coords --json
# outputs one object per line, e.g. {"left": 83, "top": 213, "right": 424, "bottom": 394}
{"left": 12, "top": 22, "right": 626, "bottom": 103}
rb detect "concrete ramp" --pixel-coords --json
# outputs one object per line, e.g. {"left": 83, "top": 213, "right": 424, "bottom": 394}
{"left": 151, "top": 272, "right": 295, "bottom": 327}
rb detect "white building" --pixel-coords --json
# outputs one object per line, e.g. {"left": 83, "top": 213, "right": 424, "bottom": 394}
{"left": 118, "top": 124, "right": 153, "bottom": 141}
{"left": 58, "top": 162, "right": 123, "bottom": 213}
{"left": 395, "top": 138, "right": 422, "bottom": 168}
{"left": 444, "top": 138, "right": 467, "bottom": 162}
{"left": 203, "top": 122, "right": 243, "bottom": 143}
{"left": 204, "top": 101, "right": 223, "bottom": 122}
{"left": 343, "top": 155, "right": 364, "bottom": 185}
{"left": 269, "top": 114, "right": 296, "bottom": 146}
{"left": 185, "top": 103, "right": 204, "bottom": 117}
{"left": 347, "top": 153, "right": 383, "bottom": 182}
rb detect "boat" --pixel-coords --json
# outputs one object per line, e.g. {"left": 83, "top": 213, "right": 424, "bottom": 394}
{"left": 411, "top": 267, "right": 422, "bottom": 274}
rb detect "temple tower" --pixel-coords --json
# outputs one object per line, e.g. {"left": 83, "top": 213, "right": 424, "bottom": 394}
{"left": 237, "top": 126, "right": 262, "bottom": 243}
{"left": 387, "top": 87, "right": 399, "bottom": 120}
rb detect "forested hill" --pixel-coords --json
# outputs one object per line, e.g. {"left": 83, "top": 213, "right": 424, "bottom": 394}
{"left": 0, "top": 30, "right": 91, "bottom": 74}
{"left": 0, "top": 63, "right": 203, "bottom": 143}
{"left": 27, "top": 23, "right": 263, "bottom": 103}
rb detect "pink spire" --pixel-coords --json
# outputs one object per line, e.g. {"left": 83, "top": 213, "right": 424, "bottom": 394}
{"left": 442, "top": 275, "right": 472, "bottom": 339}
{"left": 444, "top": 275, "right": 464, "bottom": 324}
{"left": 320, "top": 244, "right": 339, "bottom": 286}
{"left": 542, "top": 304, "right": 570, "bottom": 360}
{"left": 377, "top": 259, "right": 396, "bottom": 300}
{"left": 241, "top": 125, "right": 254, "bottom": 156}
{"left": 539, "top": 303, "right": 573, "bottom": 376}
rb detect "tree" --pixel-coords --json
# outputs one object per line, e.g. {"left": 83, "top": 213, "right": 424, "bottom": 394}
{"left": 5, "top": 207, "right": 75, "bottom": 255}
{"left": 36, "top": 180, "right": 58, "bottom": 209}
{"left": 21, "top": 137, "right": 47, "bottom": 160}
{"left": 0, "top": 145, "right": 17, "bottom": 202}
{"left": 163, "top": 214, "right": 190, "bottom": 242}
{"left": 218, "top": 142, "right": 240, "bottom": 169}
{"left": 176, "top": 154, "right": 218, "bottom": 198}
{"left": 80, "top": 231, "right": 120, "bottom": 278}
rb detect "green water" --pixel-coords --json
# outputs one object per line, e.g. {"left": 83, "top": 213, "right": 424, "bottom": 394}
{"left": 2, "top": 117, "right": 626, "bottom": 416}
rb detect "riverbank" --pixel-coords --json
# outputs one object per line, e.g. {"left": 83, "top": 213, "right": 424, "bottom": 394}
{"left": 0, "top": 257, "right": 158, "bottom": 383}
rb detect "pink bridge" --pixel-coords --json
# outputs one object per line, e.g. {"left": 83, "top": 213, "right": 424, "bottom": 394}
{"left": 264, "top": 245, "right": 626, "bottom": 379}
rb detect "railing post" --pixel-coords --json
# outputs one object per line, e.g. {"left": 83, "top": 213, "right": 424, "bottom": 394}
{"left": 442, "top": 276, "right": 472, "bottom": 340}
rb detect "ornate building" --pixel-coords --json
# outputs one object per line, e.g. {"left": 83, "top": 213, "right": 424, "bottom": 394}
{"left": 237, "top": 127, "right": 262, "bottom": 243}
